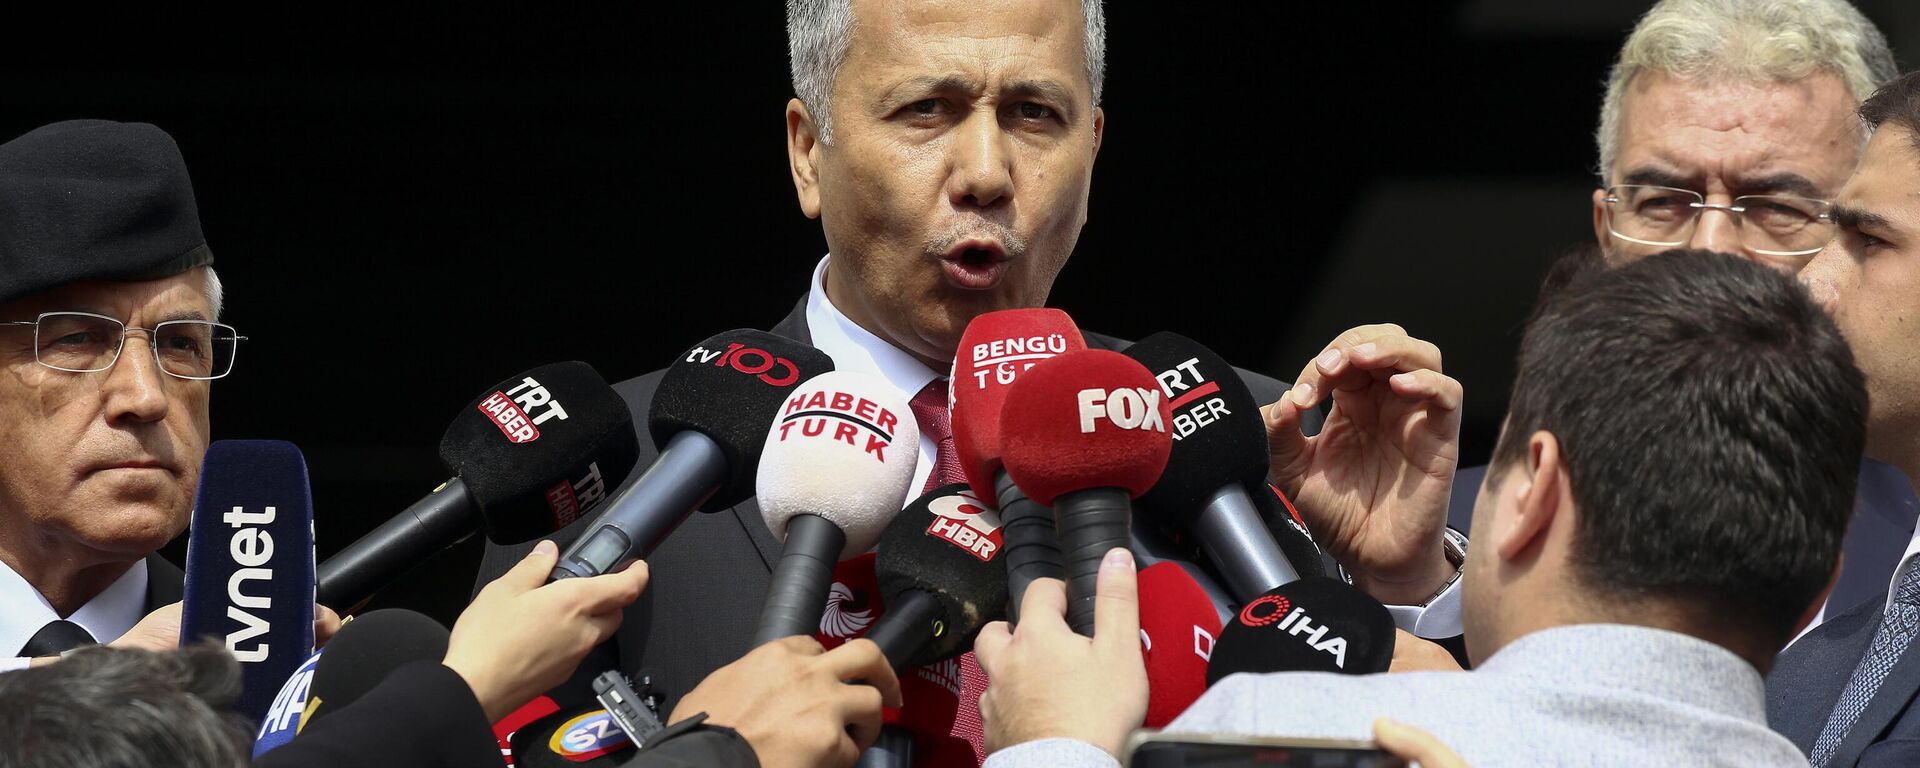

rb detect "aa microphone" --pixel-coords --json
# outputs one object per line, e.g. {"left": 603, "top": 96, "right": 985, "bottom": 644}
{"left": 1000, "top": 350, "right": 1171, "bottom": 636}
{"left": 1137, "top": 562, "right": 1223, "bottom": 728}
{"left": 864, "top": 484, "right": 1010, "bottom": 670}
{"left": 950, "top": 308, "right": 1087, "bottom": 621}
{"left": 553, "top": 330, "right": 834, "bottom": 580}
{"left": 181, "top": 439, "right": 318, "bottom": 723}
{"left": 1126, "top": 332, "right": 1301, "bottom": 601}
{"left": 252, "top": 647, "right": 321, "bottom": 756}
{"left": 317, "top": 361, "right": 640, "bottom": 610}
{"left": 1205, "top": 577, "right": 1395, "bottom": 685}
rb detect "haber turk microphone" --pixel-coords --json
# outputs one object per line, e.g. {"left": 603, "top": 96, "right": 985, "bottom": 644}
{"left": 552, "top": 330, "right": 834, "bottom": 580}
{"left": 317, "top": 361, "right": 640, "bottom": 610}
{"left": 181, "top": 440, "right": 317, "bottom": 723}
{"left": 950, "top": 308, "right": 1087, "bottom": 621}
{"left": 752, "top": 370, "right": 919, "bottom": 645}
{"left": 1137, "top": 562, "right": 1223, "bottom": 728}
{"left": 1001, "top": 349, "right": 1171, "bottom": 636}
{"left": 864, "top": 484, "right": 1010, "bottom": 670}
{"left": 1206, "top": 577, "right": 1395, "bottom": 685}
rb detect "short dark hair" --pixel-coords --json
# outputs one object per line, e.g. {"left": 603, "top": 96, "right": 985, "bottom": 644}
{"left": 1861, "top": 70, "right": 1920, "bottom": 144}
{"left": 0, "top": 642, "right": 252, "bottom": 768}
{"left": 1489, "top": 249, "right": 1866, "bottom": 648}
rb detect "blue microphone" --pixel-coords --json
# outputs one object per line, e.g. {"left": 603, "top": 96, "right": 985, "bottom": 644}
{"left": 252, "top": 647, "right": 321, "bottom": 756}
{"left": 181, "top": 439, "right": 318, "bottom": 722}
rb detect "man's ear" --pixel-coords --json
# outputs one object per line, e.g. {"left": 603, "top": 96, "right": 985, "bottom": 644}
{"left": 1591, "top": 187, "right": 1610, "bottom": 254}
{"left": 787, "top": 98, "right": 824, "bottom": 220}
{"left": 1495, "top": 431, "right": 1565, "bottom": 562}
{"left": 1091, "top": 106, "right": 1105, "bottom": 160}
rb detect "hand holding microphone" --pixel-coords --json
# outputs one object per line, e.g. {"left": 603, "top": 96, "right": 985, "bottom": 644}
{"left": 667, "top": 637, "right": 902, "bottom": 768}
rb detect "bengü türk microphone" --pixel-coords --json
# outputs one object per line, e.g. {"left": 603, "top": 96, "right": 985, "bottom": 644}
{"left": 862, "top": 484, "right": 1010, "bottom": 670}
{"left": 1126, "top": 332, "right": 1301, "bottom": 602}
{"left": 317, "top": 361, "right": 640, "bottom": 611}
{"left": 297, "top": 609, "right": 451, "bottom": 730}
{"left": 1137, "top": 562, "right": 1224, "bottom": 728}
{"left": 1000, "top": 349, "right": 1171, "bottom": 636}
{"left": 1205, "top": 577, "right": 1395, "bottom": 685}
{"left": 552, "top": 330, "right": 834, "bottom": 580}
{"left": 181, "top": 439, "right": 318, "bottom": 723}
{"left": 950, "top": 308, "right": 1087, "bottom": 622}
{"left": 752, "top": 370, "right": 920, "bottom": 645}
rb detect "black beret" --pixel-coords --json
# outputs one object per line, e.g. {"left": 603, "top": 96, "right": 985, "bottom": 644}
{"left": 0, "top": 119, "right": 214, "bottom": 305}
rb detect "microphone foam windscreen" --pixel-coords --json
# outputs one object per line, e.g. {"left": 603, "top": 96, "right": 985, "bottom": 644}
{"left": 1125, "top": 332, "right": 1271, "bottom": 527}
{"left": 304, "top": 609, "right": 451, "bottom": 727}
{"left": 876, "top": 484, "right": 1010, "bottom": 666}
{"left": 1137, "top": 562, "right": 1223, "bottom": 728}
{"left": 1256, "top": 483, "right": 1328, "bottom": 580}
{"left": 438, "top": 361, "right": 642, "bottom": 544}
{"left": 182, "top": 439, "right": 317, "bottom": 723}
{"left": 999, "top": 350, "right": 1173, "bottom": 507}
{"left": 1206, "top": 577, "right": 1394, "bottom": 685}
{"left": 648, "top": 329, "right": 835, "bottom": 511}
{"left": 950, "top": 309, "right": 1086, "bottom": 506}
{"left": 757, "top": 370, "right": 920, "bottom": 558}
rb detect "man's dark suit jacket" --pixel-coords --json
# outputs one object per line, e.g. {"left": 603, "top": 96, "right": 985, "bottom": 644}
{"left": 474, "top": 296, "right": 1291, "bottom": 713}
{"left": 1768, "top": 589, "right": 1920, "bottom": 766}
{"left": 144, "top": 552, "right": 183, "bottom": 611}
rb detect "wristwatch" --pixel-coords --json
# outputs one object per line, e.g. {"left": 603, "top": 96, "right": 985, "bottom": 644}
{"left": 1418, "top": 528, "right": 1470, "bottom": 608}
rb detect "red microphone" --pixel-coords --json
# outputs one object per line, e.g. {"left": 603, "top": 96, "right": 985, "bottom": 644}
{"left": 1137, "top": 562, "right": 1222, "bottom": 728}
{"left": 1001, "top": 349, "right": 1172, "bottom": 635}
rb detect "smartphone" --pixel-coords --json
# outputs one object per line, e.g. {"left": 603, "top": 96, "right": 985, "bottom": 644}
{"left": 1125, "top": 730, "right": 1408, "bottom": 768}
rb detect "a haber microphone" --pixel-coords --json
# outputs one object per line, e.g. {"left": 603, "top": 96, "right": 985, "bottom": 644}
{"left": 864, "top": 484, "right": 1010, "bottom": 670}
{"left": 317, "top": 362, "right": 640, "bottom": 611}
{"left": 1000, "top": 350, "right": 1171, "bottom": 636}
{"left": 182, "top": 440, "right": 318, "bottom": 723}
{"left": 1205, "top": 577, "right": 1395, "bottom": 685}
{"left": 552, "top": 330, "right": 834, "bottom": 580}
{"left": 950, "top": 308, "right": 1087, "bottom": 622}
{"left": 752, "top": 371, "right": 920, "bottom": 645}
{"left": 1127, "top": 332, "right": 1301, "bottom": 601}
{"left": 1137, "top": 562, "right": 1223, "bottom": 728}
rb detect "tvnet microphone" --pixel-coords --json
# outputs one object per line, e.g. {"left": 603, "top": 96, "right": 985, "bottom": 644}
{"left": 182, "top": 440, "right": 318, "bottom": 723}
{"left": 863, "top": 484, "right": 1010, "bottom": 670}
{"left": 317, "top": 362, "right": 640, "bottom": 610}
{"left": 1127, "top": 332, "right": 1300, "bottom": 602}
{"left": 752, "top": 371, "right": 919, "bottom": 645}
{"left": 552, "top": 330, "right": 834, "bottom": 580}
{"left": 950, "top": 308, "right": 1087, "bottom": 621}
{"left": 1000, "top": 350, "right": 1171, "bottom": 636}
{"left": 1205, "top": 577, "right": 1395, "bottom": 685}
{"left": 1137, "top": 562, "right": 1223, "bottom": 728}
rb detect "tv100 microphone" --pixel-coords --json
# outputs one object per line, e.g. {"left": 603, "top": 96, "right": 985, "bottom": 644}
{"left": 316, "top": 361, "right": 640, "bottom": 611}
{"left": 551, "top": 330, "right": 834, "bottom": 580}
{"left": 1206, "top": 577, "right": 1396, "bottom": 685}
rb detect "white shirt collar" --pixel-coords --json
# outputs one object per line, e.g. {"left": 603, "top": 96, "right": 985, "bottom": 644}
{"left": 805, "top": 254, "right": 942, "bottom": 493}
{"left": 0, "top": 557, "right": 148, "bottom": 656}
{"left": 1887, "top": 532, "right": 1920, "bottom": 614}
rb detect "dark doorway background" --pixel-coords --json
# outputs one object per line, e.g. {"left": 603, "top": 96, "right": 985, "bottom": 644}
{"left": 5, "top": 2, "right": 1913, "bottom": 624}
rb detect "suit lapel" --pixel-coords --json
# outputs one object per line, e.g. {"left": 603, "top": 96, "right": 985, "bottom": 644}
{"left": 728, "top": 296, "right": 815, "bottom": 573}
{"left": 1833, "top": 612, "right": 1920, "bottom": 766}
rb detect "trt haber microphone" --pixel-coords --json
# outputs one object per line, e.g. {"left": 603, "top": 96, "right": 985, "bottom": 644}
{"left": 300, "top": 609, "right": 451, "bottom": 729}
{"left": 1000, "top": 349, "right": 1172, "bottom": 636}
{"left": 182, "top": 439, "right": 317, "bottom": 723}
{"left": 317, "top": 361, "right": 640, "bottom": 610}
{"left": 1137, "top": 562, "right": 1223, "bottom": 728}
{"left": 552, "top": 330, "right": 834, "bottom": 580}
{"left": 950, "top": 308, "right": 1088, "bottom": 622}
{"left": 1205, "top": 577, "right": 1395, "bottom": 685}
{"left": 864, "top": 484, "right": 1010, "bottom": 670}
{"left": 1127, "top": 332, "right": 1301, "bottom": 601}
{"left": 752, "top": 370, "right": 919, "bottom": 645}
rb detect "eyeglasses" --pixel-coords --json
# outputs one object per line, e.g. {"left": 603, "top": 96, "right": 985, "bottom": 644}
{"left": 0, "top": 311, "right": 245, "bottom": 380}
{"left": 1602, "top": 184, "right": 1835, "bottom": 259}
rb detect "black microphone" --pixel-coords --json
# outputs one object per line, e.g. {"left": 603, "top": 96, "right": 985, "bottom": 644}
{"left": 301, "top": 609, "right": 451, "bottom": 729}
{"left": 552, "top": 330, "right": 834, "bottom": 580}
{"left": 1205, "top": 577, "right": 1395, "bottom": 685}
{"left": 1127, "top": 332, "right": 1303, "bottom": 602}
{"left": 316, "top": 362, "right": 640, "bottom": 611}
{"left": 863, "top": 484, "right": 1011, "bottom": 670}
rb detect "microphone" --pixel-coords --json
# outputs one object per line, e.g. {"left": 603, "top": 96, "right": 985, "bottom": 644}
{"left": 752, "top": 371, "right": 919, "bottom": 645}
{"left": 1254, "top": 483, "right": 1329, "bottom": 581}
{"left": 1126, "top": 332, "right": 1301, "bottom": 601}
{"left": 1205, "top": 577, "right": 1395, "bottom": 685}
{"left": 252, "top": 647, "right": 322, "bottom": 756}
{"left": 1137, "top": 562, "right": 1223, "bottom": 728}
{"left": 949, "top": 308, "right": 1088, "bottom": 620}
{"left": 317, "top": 361, "right": 640, "bottom": 610}
{"left": 863, "top": 484, "right": 1010, "bottom": 670}
{"left": 301, "top": 609, "right": 452, "bottom": 729}
{"left": 509, "top": 704, "right": 636, "bottom": 767}
{"left": 181, "top": 439, "right": 317, "bottom": 723}
{"left": 552, "top": 330, "right": 834, "bottom": 580}
{"left": 1000, "top": 349, "right": 1172, "bottom": 636}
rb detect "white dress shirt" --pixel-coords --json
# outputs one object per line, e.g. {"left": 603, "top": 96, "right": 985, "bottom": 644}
{"left": 0, "top": 557, "right": 148, "bottom": 671}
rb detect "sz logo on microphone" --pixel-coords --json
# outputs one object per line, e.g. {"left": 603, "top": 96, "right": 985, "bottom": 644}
{"left": 966, "top": 334, "right": 1070, "bottom": 390}
{"left": 686, "top": 342, "right": 801, "bottom": 386}
{"left": 775, "top": 390, "right": 901, "bottom": 461}
{"left": 548, "top": 709, "right": 632, "bottom": 760}
{"left": 1152, "top": 357, "right": 1232, "bottom": 442}
{"left": 1076, "top": 387, "right": 1166, "bottom": 434}
{"left": 927, "top": 490, "right": 1004, "bottom": 562}
{"left": 1239, "top": 595, "right": 1350, "bottom": 669}
{"left": 477, "top": 376, "right": 572, "bottom": 444}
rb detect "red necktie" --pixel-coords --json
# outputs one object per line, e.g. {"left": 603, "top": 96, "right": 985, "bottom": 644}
{"left": 907, "top": 379, "right": 990, "bottom": 766}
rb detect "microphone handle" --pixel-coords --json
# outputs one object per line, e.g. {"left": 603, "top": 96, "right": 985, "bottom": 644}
{"left": 1054, "top": 486, "right": 1133, "bottom": 637}
{"left": 551, "top": 430, "right": 727, "bottom": 580}
{"left": 854, "top": 726, "right": 913, "bottom": 768}
{"left": 995, "top": 468, "right": 1061, "bottom": 625}
{"left": 751, "top": 514, "right": 847, "bottom": 646}
{"left": 1193, "top": 483, "right": 1301, "bottom": 603}
{"left": 316, "top": 476, "right": 474, "bottom": 611}
{"left": 863, "top": 589, "right": 942, "bottom": 671}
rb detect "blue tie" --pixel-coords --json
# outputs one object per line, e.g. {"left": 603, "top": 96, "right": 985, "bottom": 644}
{"left": 1811, "top": 563, "right": 1920, "bottom": 766}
